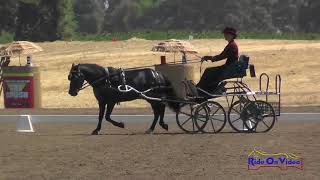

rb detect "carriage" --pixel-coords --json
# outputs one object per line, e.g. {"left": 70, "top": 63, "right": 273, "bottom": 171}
{"left": 117, "top": 55, "right": 282, "bottom": 134}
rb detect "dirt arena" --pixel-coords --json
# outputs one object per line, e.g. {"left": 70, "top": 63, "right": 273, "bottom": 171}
{"left": 0, "top": 120, "right": 319, "bottom": 180}
{"left": 1, "top": 39, "right": 320, "bottom": 179}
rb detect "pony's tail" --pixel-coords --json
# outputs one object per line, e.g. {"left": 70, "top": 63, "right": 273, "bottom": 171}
{"left": 167, "top": 100, "right": 181, "bottom": 113}
{"left": 163, "top": 78, "right": 181, "bottom": 113}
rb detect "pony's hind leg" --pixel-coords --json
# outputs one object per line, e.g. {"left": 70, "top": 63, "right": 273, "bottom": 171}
{"left": 105, "top": 103, "right": 125, "bottom": 128}
{"left": 158, "top": 104, "right": 168, "bottom": 131}
{"left": 146, "top": 102, "right": 161, "bottom": 134}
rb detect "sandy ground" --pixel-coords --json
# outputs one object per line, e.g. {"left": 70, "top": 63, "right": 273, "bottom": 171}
{"left": 0, "top": 120, "right": 319, "bottom": 180}
{"left": 1, "top": 39, "right": 320, "bottom": 108}
{"left": 0, "top": 105, "right": 319, "bottom": 115}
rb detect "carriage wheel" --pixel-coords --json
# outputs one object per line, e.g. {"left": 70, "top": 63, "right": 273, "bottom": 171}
{"left": 194, "top": 101, "right": 226, "bottom": 133}
{"left": 176, "top": 103, "right": 200, "bottom": 133}
{"left": 192, "top": 103, "right": 209, "bottom": 132}
{"left": 241, "top": 100, "right": 276, "bottom": 133}
{"left": 227, "top": 100, "right": 251, "bottom": 132}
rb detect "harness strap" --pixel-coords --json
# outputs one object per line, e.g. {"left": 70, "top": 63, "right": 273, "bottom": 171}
{"left": 119, "top": 68, "right": 127, "bottom": 87}
{"left": 104, "top": 67, "right": 111, "bottom": 87}
{"left": 153, "top": 70, "right": 162, "bottom": 88}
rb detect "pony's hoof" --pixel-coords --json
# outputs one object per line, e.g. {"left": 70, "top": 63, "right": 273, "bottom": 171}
{"left": 91, "top": 130, "right": 99, "bottom": 135}
{"left": 118, "top": 122, "right": 125, "bottom": 128}
{"left": 145, "top": 129, "right": 154, "bottom": 134}
{"left": 160, "top": 123, "right": 169, "bottom": 131}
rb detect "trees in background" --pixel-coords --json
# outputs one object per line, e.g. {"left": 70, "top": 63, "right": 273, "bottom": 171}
{"left": 1, "top": 0, "right": 76, "bottom": 41}
{"left": 0, "top": 0, "right": 319, "bottom": 42}
{"left": 74, "top": 0, "right": 105, "bottom": 34}
{"left": 298, "top": 0, "right": 320, "bottom": 33}
{"left": 0, "top": 0, "right": 19, "bottom": 33}
{"left": 57, "top": 0, "right": 77, "bottom": 40}
{"left": 103, "top": 0, "right": 319, "bottom": 33}
{"left": 15, "top": 0, "right": 59, "bottom": 41}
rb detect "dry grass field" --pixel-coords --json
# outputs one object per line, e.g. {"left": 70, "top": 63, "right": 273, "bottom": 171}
{"left": 1, "top": 39, "right": 320, "bottom": 109}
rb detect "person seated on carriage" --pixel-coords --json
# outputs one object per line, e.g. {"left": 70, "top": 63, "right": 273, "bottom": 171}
{"left": 197, "top": 27, "right": 239, "bottom": 94}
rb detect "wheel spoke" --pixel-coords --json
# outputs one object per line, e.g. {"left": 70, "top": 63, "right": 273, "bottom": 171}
{"left": 192, "top": 119, "right": 195, "bottom": 131}
{"left": 232, "top": 117, "right": 241, "bottom": 123}
{"left": 262, "top": 120, "right": 270, "bottom": 128}
{"left": 210, "top": 108, "right": 220, "bottom": 116}
{"left": 180, "top": 111, "right": 192, "bottom": 117}
{"left": 181, "top": 117, "right": 192, "bottom": 126}
{"left": 210, "top": 119, "right": 216, "bottom": 133}
{"left": 197, "top": 114, "right": 207, "bottom": 118}
{"left": 231, "top": 107, "right": 241, "bottom": 115}
{"left": 197, "top": 118, "right": 207, "bottom": 123}
{"left": 211, "top": 117, "right": 224, "bottom": 122}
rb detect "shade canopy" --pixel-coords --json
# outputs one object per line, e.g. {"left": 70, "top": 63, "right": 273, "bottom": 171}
{"left": 0, "top": 41, "right": 43, "bottom": 57}
{"left": 152, "top": 39, "right": 198, "bottom": 54}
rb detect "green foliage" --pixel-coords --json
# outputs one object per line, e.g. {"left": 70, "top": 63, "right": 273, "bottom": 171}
{"left": 15, "top": 0, "right": 59, "bottom": 41}
{"left": 0, "top": 0, "right": 18, "bottom": 33}
{"left": 138, "top": 0, "right": 155, "bottom": 9}
{"left": 2, "top": 0, "right": 320, "bottom": 41}
{"left": 0, "top": 31, "right": 14, "bottom": 44}
{"left": 240, "top": 32, "right": 320, "bottom": 40}
{"left": 104, "top": 0, "right": 320, "bottom": 34}
{"left": 73, "top": 0, "right": 105, "bottom": 34}
{"left": 19, "top": 0, "right": 41, "bottom": 5}
{"left": 73, "top": 31, "right": 320, "bottom": 41}
{"left": 57, "top": 0, "right": 77, "bottom": 40}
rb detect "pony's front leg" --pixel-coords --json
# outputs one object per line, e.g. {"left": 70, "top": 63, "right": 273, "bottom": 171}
{"left": 105, "top": 103, "right": 125, "bottom": 128}
{"left": 92, "top": 103, "right": 106, "bottom": 135}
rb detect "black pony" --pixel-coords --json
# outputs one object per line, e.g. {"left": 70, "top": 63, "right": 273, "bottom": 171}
{"left": 68, "top": 63, "right": 180, "bottom": 135}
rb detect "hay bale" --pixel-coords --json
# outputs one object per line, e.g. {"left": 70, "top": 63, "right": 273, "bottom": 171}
{"left": 155, "top": 64, "right": 195, "bottom": 99}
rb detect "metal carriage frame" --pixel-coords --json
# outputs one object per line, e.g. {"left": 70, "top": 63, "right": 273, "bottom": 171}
{"left": 117, "top": 60, "right": 282, "bottom": 134}
{"left": 179, "top": 73, "right": 282, "bottom": 134}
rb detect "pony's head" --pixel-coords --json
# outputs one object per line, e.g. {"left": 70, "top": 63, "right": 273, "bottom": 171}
{"left": 68, "top": 63, "right": 85, "bottom": 96}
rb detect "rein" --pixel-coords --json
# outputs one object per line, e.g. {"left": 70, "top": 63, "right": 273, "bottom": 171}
{"left": 79, "top": 67, "right": 111, "bottom": 91}
{"left": 79, "top": 75, "right": 107, "bottom": 90}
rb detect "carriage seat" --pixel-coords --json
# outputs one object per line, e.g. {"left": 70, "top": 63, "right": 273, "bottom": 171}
{"left": 222, "top": 55, "right": 250, "bottom": 79}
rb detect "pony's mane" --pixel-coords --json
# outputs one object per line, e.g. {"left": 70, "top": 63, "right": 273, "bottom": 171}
{"left": 78, "top": 63, "right": 103, "bottom": 69}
